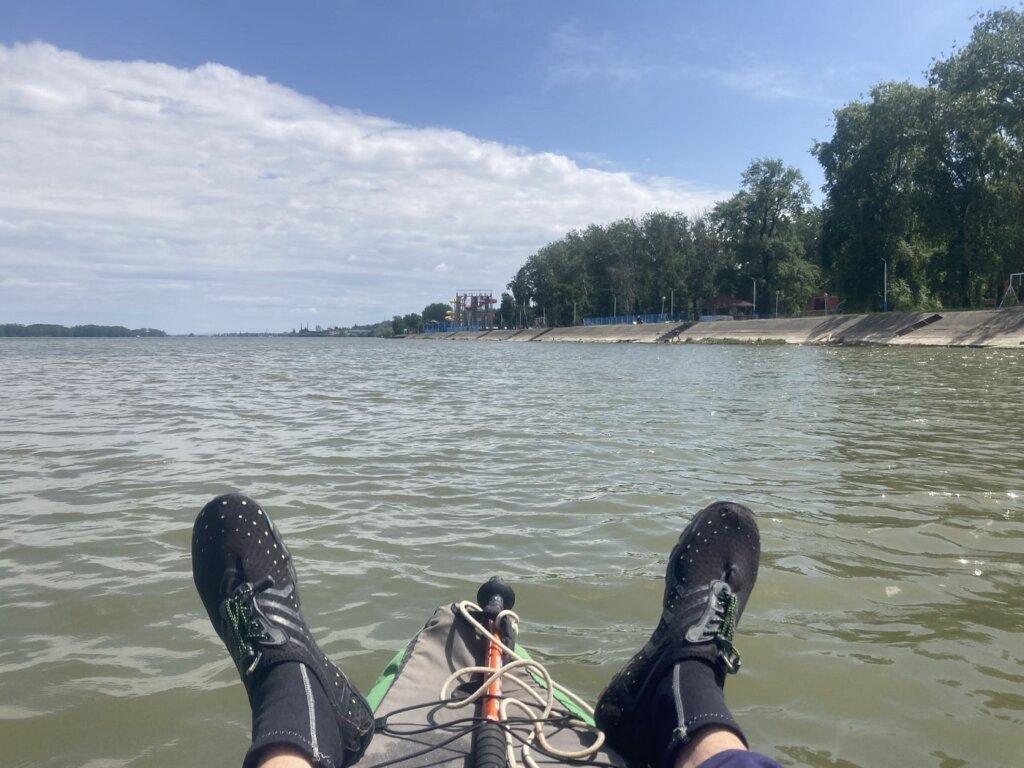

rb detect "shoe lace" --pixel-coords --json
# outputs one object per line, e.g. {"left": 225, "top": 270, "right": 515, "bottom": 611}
{"left": 684, "top": 581, "right": 742, "bottom": 674}
{"left": 222, "top": 575, "right": 276, "bottom": 675}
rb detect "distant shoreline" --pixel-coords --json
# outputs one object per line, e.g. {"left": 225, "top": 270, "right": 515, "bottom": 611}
{"left": 405, "top": 307, "right": 1024, "bottom": 349}
{"left": 0, "top": 323, "right": 166, "bottom": 338}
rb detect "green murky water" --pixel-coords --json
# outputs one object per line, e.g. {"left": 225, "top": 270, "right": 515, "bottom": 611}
{"left": 1, "top": 338, "right": 1021, "bottom": 767}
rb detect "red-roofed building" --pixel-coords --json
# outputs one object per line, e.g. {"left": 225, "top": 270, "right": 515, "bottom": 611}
{"left": 701, "top": 294, "right": 755, "bottom": 318}
{"left": 803, "top": 294, "right": 842, "bottom": 315}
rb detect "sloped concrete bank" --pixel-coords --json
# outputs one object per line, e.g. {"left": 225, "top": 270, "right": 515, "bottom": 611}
{"left": 406, "top": 307, "right": 1024, "bottom": 348}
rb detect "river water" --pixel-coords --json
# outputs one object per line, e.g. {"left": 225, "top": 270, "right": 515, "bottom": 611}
{"left": 0, "top": 337, "right": 1021, "bottom": 768}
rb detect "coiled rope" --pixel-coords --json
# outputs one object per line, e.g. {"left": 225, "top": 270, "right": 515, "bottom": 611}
{"left": 441, "top": 600, "right": 606, "bottom": 768}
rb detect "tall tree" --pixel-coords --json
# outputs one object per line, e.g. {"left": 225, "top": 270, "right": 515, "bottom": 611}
{"left": 814, "top": 8, "right": 1024, "bottom": 310}
{"left": 925, "top": 8, "right": 1024, "bottom": 306}
{"left": 421, "top": 302, "right": 452, "bottom": 327}
{"left": 639, "top": 211, "right": 692, "bottom": 317}
{"left": 686, "top": 212, "right": 728, "bottom": 317}
{"left": 815, "top": 82, "right": 935, "bottom": 310}
{"left": 603, "top": 218, "right": 644, "bottom": 316}
{"left": 713, "top": 159, "right": 818, "bottom": 311}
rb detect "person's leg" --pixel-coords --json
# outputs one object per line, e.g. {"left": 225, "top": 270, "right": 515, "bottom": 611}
{"left": 682, "top": 747, "right": 780, "bottom": 768}
{"left": 259, "top": 748, "right": 316, "bottom": 768}
{"left": 192, "top": 493, "right": 374, "bottom": 768}
{"left": 675, "top": 728, "right": 746, "bottom": 768}
{"left": 595, "top": 501, "right": 781, "bottom": 768}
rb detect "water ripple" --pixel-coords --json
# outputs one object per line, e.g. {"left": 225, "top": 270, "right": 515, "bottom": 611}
{"left": 0, "top": 338, "right": 1021, "bottom": 767}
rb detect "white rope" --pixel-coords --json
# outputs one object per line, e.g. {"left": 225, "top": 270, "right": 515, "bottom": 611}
{"left": 440, "top": 600, "right": 606, "bottom": 768}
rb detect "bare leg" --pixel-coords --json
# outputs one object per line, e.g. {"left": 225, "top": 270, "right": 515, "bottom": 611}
{"left": 259, "top": 747, "right": 315, "bottom": 768}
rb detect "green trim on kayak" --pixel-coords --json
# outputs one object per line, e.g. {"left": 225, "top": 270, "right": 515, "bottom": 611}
{"left": 366, "top": 642, "right": 595, "bottom": 727}
{"left": 516, "top": 645, "right": 595, "bottom": 726}
{"left": 366, "top": 647, "right": 407, "bottom": 711}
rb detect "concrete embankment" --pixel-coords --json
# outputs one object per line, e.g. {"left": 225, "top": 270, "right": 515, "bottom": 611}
{"left": 409, "top": 324, "right": 675, "bottom": 343}
{"left": 407, "top": 307, "right": 1024, "bottom": 348}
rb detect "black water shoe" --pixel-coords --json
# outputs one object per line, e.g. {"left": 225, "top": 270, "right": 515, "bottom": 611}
{"left": 595, "top": 501, "right": 760, "bottom": 767}
{"left": 192, "top": 493, "right": 374, "bottom": 768}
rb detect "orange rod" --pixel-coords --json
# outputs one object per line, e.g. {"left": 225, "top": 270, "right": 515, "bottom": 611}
{"left": 483, "top": 626, "right": 502, "bottom": 721}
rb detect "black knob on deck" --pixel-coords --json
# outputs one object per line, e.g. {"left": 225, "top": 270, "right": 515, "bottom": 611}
{"left": 476, "top": 575, "right": 515, "bottom": 616}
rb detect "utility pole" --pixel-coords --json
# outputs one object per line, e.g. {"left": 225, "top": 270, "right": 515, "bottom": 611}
{"left": 882, "top": 259, "right": 888, "bottom": 311}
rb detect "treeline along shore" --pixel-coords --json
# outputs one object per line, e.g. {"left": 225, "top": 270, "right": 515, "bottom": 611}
{"left": 0, "top": 324, "right": 167, "bottom": 337}
{"left": 499, "top": 10, "right": 1024, "bottom": 328}
{"left": 383, "top": 11, "right": 1024, "bottom": 338}
{"left": 406, "top": 307, "right": 1024, "bottom": 349}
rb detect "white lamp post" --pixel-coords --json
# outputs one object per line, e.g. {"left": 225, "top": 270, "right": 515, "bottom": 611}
{"left": 882, "top": 259, "right": 888, "bottom": 311}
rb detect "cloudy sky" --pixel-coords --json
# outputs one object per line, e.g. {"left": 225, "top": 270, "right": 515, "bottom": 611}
{"left": 0, "top": 0, "right": 994, "bottom": 333}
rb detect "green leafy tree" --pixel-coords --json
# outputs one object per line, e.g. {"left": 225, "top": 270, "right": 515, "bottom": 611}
{"left": 402, "top": 313, "right": 423, "bottom": 333}
{"left": 815, "top": 82, "right": 934, "bottom": 309}
{"left": 498, "top": 293, "right": 516, "bottom": 328}
{"left": 421, "top": 302, "right": 452, "bottom": 327}
{"left": 713, "top": 159, "right": 818, "bottom": 311}
{"left": 0, "top": 323, "right": 166, "bottom": 337}
{"left": 814, "top": 9, "right": 1024, "bottom": 310}
{"left": 639, "top": 211, "right": 692, "bottom": 317}
{"left": 373, "top": 322, "right": 394, "bottom": 338}
{"left": 925, "top": 8, "right": 1024, "bottom": 307}
{"left": 685, "top": 213, "right": 728, "bottom": 317}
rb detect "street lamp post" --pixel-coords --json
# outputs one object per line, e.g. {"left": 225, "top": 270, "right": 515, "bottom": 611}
{"left": 661, "top": 295, "right": 666, "bottom": 320}
{"left": 670, "top": 288, "right": 675, "bottom": 319}
{"left": 752, "top": 279, "right": 757, "bottom": 317}
{"left": 613, "top": 295, "right": 617, "bottom": 319}
{"left": 882, "top": 259, "right": 888, "bottom": 311}
{"left": 775, "top": 290, "right": 780, "bottom": 318}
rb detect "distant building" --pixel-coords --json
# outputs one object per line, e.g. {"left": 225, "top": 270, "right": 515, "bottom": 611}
{"left": 803, "top": 294, "right": 842, "bottom": 315}
{"left": 701, "top": 294, "right": 755, "bottom": 318}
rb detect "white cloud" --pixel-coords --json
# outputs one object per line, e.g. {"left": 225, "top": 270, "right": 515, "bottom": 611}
{"left": 699, "top": 61, "right": 822, "bottom": 103}
{"left": 544, "top": 26, "right": 839, "bottom": 105}
{"left": 0, "top": 43, "right": 727, "bottom": 333}
{"left": 545, "top": 25, "right": 658, "bottom": 88}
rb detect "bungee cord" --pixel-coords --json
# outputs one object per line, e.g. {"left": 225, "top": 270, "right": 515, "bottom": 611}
{"left": 364, "top": 599, "right": 611, "bottom": 768}
{"left": 439, "top": 600, "right": 607, "bottom": 768}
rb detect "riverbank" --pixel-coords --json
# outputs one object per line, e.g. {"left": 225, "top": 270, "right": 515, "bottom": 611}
{"left": 407, "top": 306, "right": 1024, "bottom": 348}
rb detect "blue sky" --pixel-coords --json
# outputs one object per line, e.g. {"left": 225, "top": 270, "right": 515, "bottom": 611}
{"left": 0, "top": 0, "right": 998, "bottom": 332}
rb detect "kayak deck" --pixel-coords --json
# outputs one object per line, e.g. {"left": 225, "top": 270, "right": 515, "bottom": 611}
{"left": 357, "top": 603, "right": 627, "bottom": 768}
